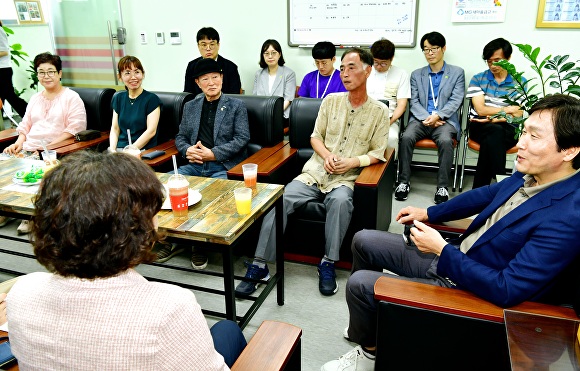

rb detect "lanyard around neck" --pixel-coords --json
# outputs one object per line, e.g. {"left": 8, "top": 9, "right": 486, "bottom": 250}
{"left": 429, "top": 74, "right": 439, "bottom": 110}
{"left": 316, "top": 70, "right": 334, "bottom": 99}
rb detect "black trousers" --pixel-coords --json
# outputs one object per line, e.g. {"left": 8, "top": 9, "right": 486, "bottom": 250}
{"left": 469, "top": 121, "right": 517, "bottom": 189}
{"left": 0, "top": 67, "right": 28, "bottom": 118}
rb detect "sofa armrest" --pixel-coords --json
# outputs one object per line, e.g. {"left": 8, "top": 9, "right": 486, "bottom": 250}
{"left": 374, "top": 276, "right": 578, "bottom": 322}
{"left": 141, "top": 139, "right": 180, "bottom": 167}
{"left": 54, "top": 132, "right": 110, "bottom": 156}
{"left": 352, "top": 148, "right": 396, "bottom": 232}
{"left": 227, "top": 141, "right": 288, "bottom": 179}
{"left": 0, "top": 128, "right": 18, "bottom": 144}
{"left": 374, "top": 275, "right": 505, "bottom": 322}
{"left": 0, "top": 128, "right": 18, "bottom": 151}
{"left": 227, "top": 141, "right": 297, "bottom": 185}
{"left": 355, "top": 148, "right": 395, "bottom": 188}
{"left": 232, "top": 320, "right": 302, "bottom": 371}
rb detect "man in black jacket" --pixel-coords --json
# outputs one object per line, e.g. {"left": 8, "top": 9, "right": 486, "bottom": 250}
{"left": 183, "top": 27, "right": 242, "bottom": 97}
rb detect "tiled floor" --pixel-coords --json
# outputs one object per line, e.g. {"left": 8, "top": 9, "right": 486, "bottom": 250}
{"left": 0, "top": 168, "right": 474, "bottom": 371}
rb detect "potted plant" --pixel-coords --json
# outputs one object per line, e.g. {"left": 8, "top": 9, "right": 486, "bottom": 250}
{"left": 491, "top": 43, "right": 580, "bottom": 132}
{"left": 1, "top": 25, "right": 37, "bottom": 95}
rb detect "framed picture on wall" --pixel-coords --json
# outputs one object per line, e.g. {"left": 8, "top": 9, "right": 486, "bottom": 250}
{"left": 13, "top": 0, "right": 44, "bottom": 24}
{"left": 537, "top": 0, "right": 580, "bottom": 28}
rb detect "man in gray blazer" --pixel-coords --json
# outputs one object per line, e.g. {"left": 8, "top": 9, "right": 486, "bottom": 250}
{"left": 395, "top": 31, "right": 465, "bottom": 204}
{"left": 176, "top": 58, "right": 249, "bottom": 179}
{"left": 166, "top": 58, "right": 249, "bottom": 270}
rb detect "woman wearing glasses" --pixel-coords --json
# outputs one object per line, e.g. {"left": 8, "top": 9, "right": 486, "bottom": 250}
{"left": 108, "top": 56, "right": 161, "bottom": 152}
{"left": 1, "top": 52, "right": 86, "bottom": 234}
{"left": 2, "top": 52, "right": 86, "bottom": 158}
{"left": 252, "top": 39, "right": 296, "bottom": 122}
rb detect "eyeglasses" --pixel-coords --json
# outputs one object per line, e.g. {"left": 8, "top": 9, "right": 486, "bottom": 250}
{"left": 373, "top": 60, "right": 390, "bottom": 67}
{"left": 198, "top": 42, "right": 218, "bottom": 50}
{"left": 37, "top": 70, "right": 58, "bottom": 78}
{"left": 486, "top": 58, "right": 503, "bottom": 65}
{"left": 422, "top": 47, "right": 441, "bottom": 54}
{"left": 263, "top": 51, "right": 279, "bottom": 58}
{"left": 121, "top": 70, "right": 143, "bottom": 77}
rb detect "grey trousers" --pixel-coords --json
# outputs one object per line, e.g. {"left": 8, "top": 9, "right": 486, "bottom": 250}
{"left": 254, "top": 180, "right": 354, "bottom": 262}
{"left": 399, "top": 119, "right": 457, "bottom": 188}
{"left": 346, "top": 229, "right": 453, "bottom": 347}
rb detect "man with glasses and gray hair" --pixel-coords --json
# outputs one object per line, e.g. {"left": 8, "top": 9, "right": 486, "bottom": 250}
{"left": 395, "top": 31, "right": 465, "bottom": 205}
{"left": 183, "top": 27, "right": 242, "bottom": 96}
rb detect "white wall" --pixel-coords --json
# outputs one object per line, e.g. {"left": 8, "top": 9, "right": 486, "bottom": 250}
{"left": 3, "top": 24, "right": 52, "bottom": 101}
{"left": 7, "top": 0, "right": 580, "bottom": 97}
{"left": 120, "top": 0, "right": 580, "bottom": 93}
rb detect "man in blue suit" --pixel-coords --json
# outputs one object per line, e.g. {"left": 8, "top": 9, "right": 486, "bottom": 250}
{"left": 322, "top": 94, "right": 580, "bottom": 371}
{"left": 162, "top": 58, "right": 249, "bottom": 269}
{"left": 396, "top": 31, "right": 465, "bottom": 204}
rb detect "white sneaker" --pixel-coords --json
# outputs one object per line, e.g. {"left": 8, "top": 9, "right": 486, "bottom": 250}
{"left": 321, "top": 346, "right": 375, "bottom": 371}
{"left": 17, "top": 220, "right": 31, "bottom": 235}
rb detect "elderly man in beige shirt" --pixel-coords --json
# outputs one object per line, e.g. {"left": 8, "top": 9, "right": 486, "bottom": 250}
{"left": 235, "top": 47, "right": 390, "bottom": 297}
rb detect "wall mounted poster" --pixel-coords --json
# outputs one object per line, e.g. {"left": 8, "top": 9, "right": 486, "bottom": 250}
{"left": 13, "top": 0, "right": 44, "bottom": 23}
{"left": 452, "top": 0, "right": 507, "bottom": 22}
{"left": 537, "top": 0, "right": 580, "bottom": 27}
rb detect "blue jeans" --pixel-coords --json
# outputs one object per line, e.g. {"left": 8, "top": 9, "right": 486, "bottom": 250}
{"left": 210, "top": 320, "right": 247, "bottom": 367}
{"left": 177, "top": 162, "right": 228, "bottom": 179}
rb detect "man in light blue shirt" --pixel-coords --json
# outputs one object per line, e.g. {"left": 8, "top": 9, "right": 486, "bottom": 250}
{"left": 395, "top": 31, "right": 465, "bottom": 204}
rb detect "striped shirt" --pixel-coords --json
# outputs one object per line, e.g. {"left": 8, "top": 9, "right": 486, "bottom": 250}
{"left": 466, "top": 69, "right": 525, "bottom": 117}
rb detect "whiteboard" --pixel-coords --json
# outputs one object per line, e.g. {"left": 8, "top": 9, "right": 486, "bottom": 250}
{"left": 288, "top": 0, "right": 419, "bottom": 48}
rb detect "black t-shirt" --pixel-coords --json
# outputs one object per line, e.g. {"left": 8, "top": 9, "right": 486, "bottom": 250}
{"left": 198, "top": 96, "right": 220, "bottom": 148}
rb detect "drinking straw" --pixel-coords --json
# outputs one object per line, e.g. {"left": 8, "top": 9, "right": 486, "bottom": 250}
{"left": 127, "top": 129, "right": 132, "bottom": 146}
{"left": 40, "top": 139, "right": 49, "bottom": 155}
{"left": 172, "top": 154, "right": 178, "bottom": 175}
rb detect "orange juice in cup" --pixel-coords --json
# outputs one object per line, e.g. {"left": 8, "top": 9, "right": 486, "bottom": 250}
{"left": 242, "top": 163, "right": 258, "bottom": 188}
{"left": 234, "top": 187, "right": 252, "bottom": 215}
{"left": 168, "top": 174, "right": 189, "bottom": 218}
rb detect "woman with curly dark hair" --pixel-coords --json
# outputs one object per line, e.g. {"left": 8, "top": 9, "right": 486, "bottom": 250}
{"left": 6, "top": 151, "right": 246, "bottom": 370}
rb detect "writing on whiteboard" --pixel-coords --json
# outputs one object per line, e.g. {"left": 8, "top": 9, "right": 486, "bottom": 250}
{"left": 288, "top": 0, "right": 418, "bottom": 47}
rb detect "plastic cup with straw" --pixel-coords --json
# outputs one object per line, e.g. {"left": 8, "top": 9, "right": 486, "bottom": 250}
{"left": 123, "top": 129, "right": 140, "bottom": 157}
{"left": 168, "top": 154, "right": 189, "bottom": 218}
{"left": 40, "top": 139, "right": 57, "bottom": 168}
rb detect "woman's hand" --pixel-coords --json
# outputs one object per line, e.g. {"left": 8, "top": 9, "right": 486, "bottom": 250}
{"left": 3, "top": 142, "right": 23, "bottom": 155}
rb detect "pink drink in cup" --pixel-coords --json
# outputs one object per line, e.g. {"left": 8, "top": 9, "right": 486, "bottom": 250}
{"left": 168, "top": 174, "right": 189, "bottom": 218}
{"left": 242, "top": 163, "right": 258, "bottom": 188}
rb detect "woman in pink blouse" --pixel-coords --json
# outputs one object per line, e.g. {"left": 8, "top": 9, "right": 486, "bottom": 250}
{"left": 3, "top": 52, "right": 86, "bottom": 156}
{"left": 0, "top": 52, "right": 86, "bottom": 234}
